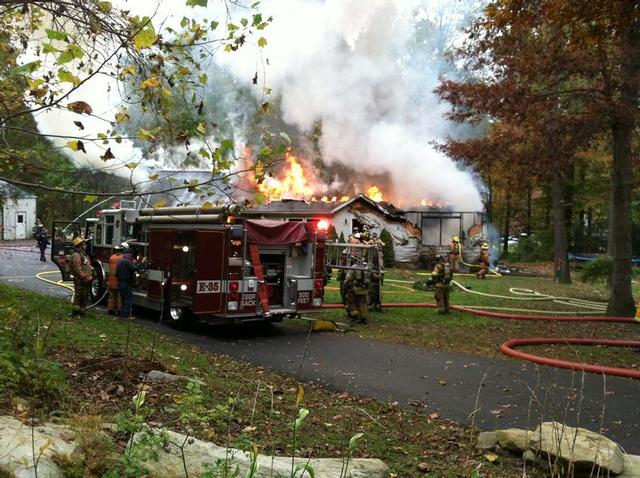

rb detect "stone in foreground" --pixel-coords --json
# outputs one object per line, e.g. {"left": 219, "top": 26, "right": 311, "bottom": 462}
{"left": 0, "top": 415, "right": 77, "bottom": 478}
{"left": 531, "top": 422, "right": 625, "bottom": 475}
{"left": 141, "top": 429, "right": 389, "bottom": 478}
{"left": 495, "top": 428, "right": 532, "bottom": 452}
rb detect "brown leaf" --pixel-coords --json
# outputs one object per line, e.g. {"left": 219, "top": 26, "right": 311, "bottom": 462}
{"left": 100, "top": 148, "right": 115, "bottom": 161}
{"left": 73, "top": 121, "right": 84, "bottom": 130}
{"left": 67, "top": 101, "right": 93, "bottom": 115}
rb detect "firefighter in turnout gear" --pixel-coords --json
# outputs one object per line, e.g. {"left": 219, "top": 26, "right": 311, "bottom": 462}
{"left": 343, "top": 264, "right": 369, "bottom": 324}
{"left": 107, "top": 243, "right": 126, "bottom": 315}
{"left": 70, "top": 236, "right": 94, "bottom": 317}
{"left": 449, "top": 235, "right": 461, "bottom": 272}
{"left": 432, "top": 254, "right": 452, "bottom": 314}
{"left": 476, "top": 242, "right": 490, "bottom": 279}
{"left": 368, "top": 232, "right": 385, "bottom": 312}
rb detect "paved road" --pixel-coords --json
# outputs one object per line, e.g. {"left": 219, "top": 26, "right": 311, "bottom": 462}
{"left": 2, "top": 245, "right": 639, "bottom": 453}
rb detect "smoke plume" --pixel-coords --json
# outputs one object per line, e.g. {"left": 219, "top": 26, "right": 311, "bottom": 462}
{"left": 221, "top": 0, "right": 484, "bottom": 209}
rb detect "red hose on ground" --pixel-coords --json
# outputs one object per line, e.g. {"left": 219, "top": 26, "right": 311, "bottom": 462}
{"left": 500, "top": 338, "right": 640, "bottom": 379}
{"left": 321, "top": 302, "right": 640, "bottom": 378}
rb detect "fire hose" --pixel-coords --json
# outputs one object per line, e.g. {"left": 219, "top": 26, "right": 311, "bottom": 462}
{"left": 35, "top": 270, "right": 108, "bottom": 309}
{"left": 455, "top": 241, "right": 502, "bottom": 277}
{"left": 323, "top": 283, "right": 640, "bottom": 379}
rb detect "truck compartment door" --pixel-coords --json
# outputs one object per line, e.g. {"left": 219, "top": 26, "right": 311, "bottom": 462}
{"left": 193, "top": 230, "right": 226, "bottom": 314}
{"left": 147, "top": 229, "right": 175, "bottom": 298}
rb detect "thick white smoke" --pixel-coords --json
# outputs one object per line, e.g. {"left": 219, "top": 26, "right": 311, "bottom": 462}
{"left": 221, "top": 0, "right": 483, "bottom": 209}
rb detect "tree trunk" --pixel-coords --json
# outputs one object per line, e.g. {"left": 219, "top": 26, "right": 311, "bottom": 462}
{"left": 607, "top": 120, "right": 635, "bottom": 316}
{"left": 502, "top": 192, "right": 511, "bottom": 254}
{"left": 525, "top": 184, "right": 532, "bottom": 236}
{"left": 606, "top": 0, "right": 639, "bottom": 317}
{"left": 551, "top": 169, "right": 571, "bottom": 283}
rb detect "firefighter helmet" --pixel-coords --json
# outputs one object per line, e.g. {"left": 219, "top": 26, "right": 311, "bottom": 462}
{"left": 452, "top": 235, "right": 460, "bottom": 242}
{"left": 73, "top": 236, "right": 89, "bottom": 247}
{"left": 482, "top": 242, "right": 489, "bottom": 249}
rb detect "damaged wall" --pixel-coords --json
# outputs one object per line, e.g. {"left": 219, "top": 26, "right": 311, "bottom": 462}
{"left": 332, "top": 204, "right": 421, "bottom": 264}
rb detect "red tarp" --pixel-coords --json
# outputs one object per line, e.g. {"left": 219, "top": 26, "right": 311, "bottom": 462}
{"left": 245, "top": 219, "right": 315, "bottom": 245}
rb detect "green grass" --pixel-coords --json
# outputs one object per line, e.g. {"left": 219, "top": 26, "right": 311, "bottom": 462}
{"left": 313, "top": 268, "right": 640, "bottom": 369}
{"left": 0, "top": 282, "right": 543, "bottom": 478}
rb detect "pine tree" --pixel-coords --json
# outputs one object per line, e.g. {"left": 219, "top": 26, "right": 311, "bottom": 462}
{"left": 338, "top": 231, "right": 346, "bottom": 243}
{"left": 379, "top": 229, "right": 395, "bottom": 267}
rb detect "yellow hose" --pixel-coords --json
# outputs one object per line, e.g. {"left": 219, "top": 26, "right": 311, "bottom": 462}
{"left": 456, "top": 241, "right": 502, "bottom": 276}
{"left": 35, "top": 270, "right": 74, "bottom": 291}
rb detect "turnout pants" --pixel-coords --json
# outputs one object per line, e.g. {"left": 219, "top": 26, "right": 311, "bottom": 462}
{"left": 434, "top": 285, "right": 450, "bottom": 313}
{"left": 72, "top": 280, "right": 89, "bottom": 316}
{"left": 107, "top": 288, "right": 122, "bottom": 313}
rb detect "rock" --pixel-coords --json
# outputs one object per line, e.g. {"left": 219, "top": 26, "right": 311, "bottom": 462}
{"left": 476, "top": 431, "right": 498, "bottom": 450}
{"left": 146, "top": 370, "right": 205, "bottom": 385}
{"left": 495, "top": 428, "right": 532, "bottom": 453}
{"left": 0, "top": 415, "right": 78, "bottom": 478}
{"left": 618, "top": 454, "right": 640, "bottom": 478}
{"left": 530, "top": 422, "right": 625, "bottom": 475}
{"left": 522, "top": 449, "right": 549, "bottom": 470}
{"left": 139, "top": 429, "right": 389, "bottom": 478}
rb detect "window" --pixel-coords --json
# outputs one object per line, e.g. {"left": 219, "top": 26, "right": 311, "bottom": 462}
{"left": 17, "top": 214, "right": 24, "bottom": 223}
{"left": 105, "top": 215, "right": 114, "bottom": 245}
{"left": 95, "top": 224, "right": 103, "bottom": 245}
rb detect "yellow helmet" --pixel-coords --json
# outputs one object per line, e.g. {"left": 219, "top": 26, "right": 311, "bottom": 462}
{"left": 73, "top": 236, "right": 88, "bottom": 247}
{"left": 452, "top": 235, "right": 460, "bottom": 242}
{"left": 482, "top": 242, "right": 489, "bottom": 249}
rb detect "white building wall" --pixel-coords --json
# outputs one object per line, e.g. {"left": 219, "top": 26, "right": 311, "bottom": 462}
{"left": 1, "top": 197, "right": 36, "bottom": 240}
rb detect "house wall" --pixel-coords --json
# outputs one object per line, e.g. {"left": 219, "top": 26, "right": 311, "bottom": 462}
{"left": 1, "top": 197, "right": 36, "bottom": 240}
{"left": 330, "top": 206, "right": 421, "bottom": 264}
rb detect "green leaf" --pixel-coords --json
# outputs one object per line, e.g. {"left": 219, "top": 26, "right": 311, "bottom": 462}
{"left": 186, "top": 0, "right": 207, "bottom": 6}
{"left": 254, "top": 192, "right": 266, "bottom": 205}
{"left": 42, "top": 43, "right": 58, "bottom": 54}
{"left": 132, "top": 390, "right": 147, "bottom": 409}
{"left": 45, "top": 29, "right": 68, "bottom": 41}
{"left": 97, "top": 1, "right": 112, "bottom": 12}
{"left": 57, "top": 69, "right": 80, "bottom": 86}
{"left": 293, "top": 464, "right": 315, "bottom": 478}
{"left": 138, "top": 128, "right": 157, "bottom": 141}
{"left": 196, "top": 122, "right": 206, "bottom": 135}
{"left": 294, "top": 408, "right": 309, "bottom": 431}
{"left": 198, "top": 73, "right": 208, "bottom": 84}
{"left": 133, "top": 19, "right": 157, "bottom": 50}
{"left": 220, "top": 139, "right": 234, "bottom": 151}
{"left": 240, "top": 18, "right": 248, "bottom": 27}
{"left": 210, "top": 20, "right": 219, "bottom": 30}
{"left": 257, "top": 37, "right": 267, "bottom": 48}
{"left": 11, "top": 61, "right": 42, "bottom": 77}
{"left": 348, "top": 432, "right": 364, "bottom": 450}
{"left": 56, "top": 44, "right": 83, "bottom": 64}
{"left": 83, "top": 195, "right": 98, "bottom": 203}
{"left": 251, "top": 2, "right": 261, "bottom": 8}
{"left": 252, "top": 13, "right": 263, "bottom": 26}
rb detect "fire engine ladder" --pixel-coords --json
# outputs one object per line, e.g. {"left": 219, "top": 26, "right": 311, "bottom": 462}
{"left": 323, "top": 242, "right": 380, "bottom": 272}
{"left": 248, "top": 244, "right": 270, "bottom": 314}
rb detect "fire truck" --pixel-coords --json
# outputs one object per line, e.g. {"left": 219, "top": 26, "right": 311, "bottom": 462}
{"left": 51, "top": 203, "right": 327, "bottom": 328}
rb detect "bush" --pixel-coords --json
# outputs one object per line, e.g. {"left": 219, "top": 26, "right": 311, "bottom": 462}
{"left": 580, "top": 256, "right": 613, "bottom": 285}
{"left": 338, "top": 231, "right": 346, "bottom": 243}
{"left": 505, "top": 232, "right": 553, "bottom": 262}
{"left": 0, "top": 351, "right": 68, "bottom": 406}
{"left": 326, "top": 224, "right": 338, "bottom": 242}
{"left": 379, "top": 229, "right": 395, "bottom": 267}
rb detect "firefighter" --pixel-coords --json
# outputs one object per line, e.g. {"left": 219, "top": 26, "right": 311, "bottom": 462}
{"left": 343, "top": 264, "right": 369, "bottom": 324}
{"left": 361, "top": 228, "right": 372, "bottom": 244}
{"left": 107, "top": 243, "right": 126, "bottom": 315}
{"left": 35, "top": 226, "right": 50, "bottom": 262}
{"left": 476, "top": 242, "right": 490, "bottom": 279}
{"left": 449, "top": 235, "right": 461, "bottom": 272}
{"left": 70, "top": 236, "right": 94, "bottom": 317}
{"left": 432, "top": 254, "right": 452, "bottom": 314}
{"left": 116, "top": 248, "right": 138, "bottom": 319}
{"left": 368, "top": 232, "right": 385, "bottom": 312}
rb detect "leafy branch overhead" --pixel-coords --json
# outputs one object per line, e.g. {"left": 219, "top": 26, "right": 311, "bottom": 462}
{"left": 0, "top": 0, "right": 275, "bottom": 186}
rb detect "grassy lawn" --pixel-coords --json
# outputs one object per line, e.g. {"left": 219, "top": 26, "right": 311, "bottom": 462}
{"left": 308, "top": 268, "right": 640, "bottom": 370}
{"left": 0, "top": 283, "right": 543, "bottom": 478}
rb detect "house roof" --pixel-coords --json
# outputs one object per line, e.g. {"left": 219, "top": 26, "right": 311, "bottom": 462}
{"left": 138, "top": 170, "right": 235, "bottom": 208}
{"left": 0, "top": 180, "right": 36, "bottom": 199}
{"left": 244, "top": 194, "right": 405, "bottom": 219}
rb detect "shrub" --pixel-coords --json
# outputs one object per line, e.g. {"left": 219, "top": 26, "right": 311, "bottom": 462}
{"left": 379, "top": 229, "right": 395, "bottom": 267}
{"left": 326, "top": 224, "right": 338, "bottom": 242}
{"left": 506, "top": 232, "right": 553, "bottom": 262}
{"left": 580, "top": 256, "right": 613, "bottom": 285}
{"left": 338, "top": 231, "right": 346, "bottom": 243}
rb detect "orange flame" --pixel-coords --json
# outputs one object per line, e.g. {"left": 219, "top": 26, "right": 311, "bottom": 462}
{"left": 366, "top": 186, "right": 384, "bottom": 202}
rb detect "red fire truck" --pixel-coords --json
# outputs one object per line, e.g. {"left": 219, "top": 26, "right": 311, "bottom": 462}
{"left": 51, "top": 204, "right": 327, "bottom": 328}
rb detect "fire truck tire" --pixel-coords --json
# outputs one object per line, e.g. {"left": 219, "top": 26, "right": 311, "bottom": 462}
{"left": 167, "top": 306, "right": 194, "bottom": 330}
{"left": 89, "top": 261, "right": 106, "bottom": 305}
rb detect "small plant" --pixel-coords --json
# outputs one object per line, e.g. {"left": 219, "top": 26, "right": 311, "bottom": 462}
{"left": 175, "top": 381, "right": 231, "bottom": 432}
{"left": 199, "top": 457, "right": 240, "bottom": 478}
{"left": 579, "top": 256, "right": 613, "bottom": 285}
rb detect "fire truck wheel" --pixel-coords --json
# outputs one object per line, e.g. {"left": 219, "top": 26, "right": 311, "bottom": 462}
{"left": 89, "top": 262, "right": 106, "bottom": 304}
{"left": 167, "top": 306, "right": 194, "bottom": 330}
